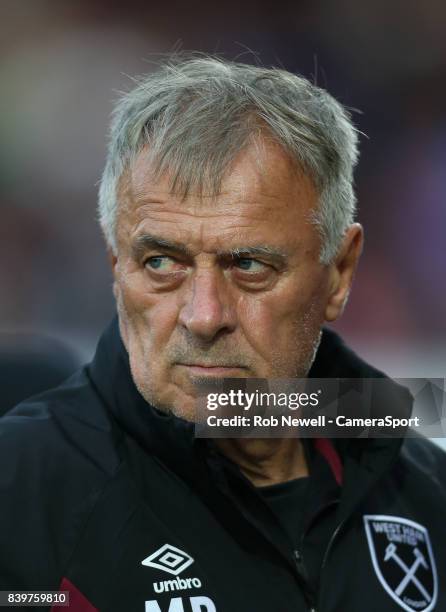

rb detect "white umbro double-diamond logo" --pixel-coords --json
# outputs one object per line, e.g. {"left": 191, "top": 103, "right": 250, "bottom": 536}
{"left": 141, "top": 544, "right": 194, "bottom": 576}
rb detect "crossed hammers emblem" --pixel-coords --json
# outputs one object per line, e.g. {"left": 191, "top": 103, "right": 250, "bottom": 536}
{"left": 384, "top": 542, "right": 431, "bottom": 602}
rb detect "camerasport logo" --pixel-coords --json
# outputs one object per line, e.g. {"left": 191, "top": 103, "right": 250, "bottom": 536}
{"left": 141, "top": 544, "right": 194, "bottom": 576}
{"left": 364, "top": 515, "right": 438, "bottom": 612}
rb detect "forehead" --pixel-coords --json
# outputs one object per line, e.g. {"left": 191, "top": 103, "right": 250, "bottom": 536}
{"left": 117, "top": 140, "right": 320, "bottom": 253}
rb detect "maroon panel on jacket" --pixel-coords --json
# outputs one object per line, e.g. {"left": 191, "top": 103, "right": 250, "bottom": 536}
{"left": 51, "top": 577, "right": 98, "bottom": 612}
{"left": 315, "top": 438, "right": 343, "bottom": 485}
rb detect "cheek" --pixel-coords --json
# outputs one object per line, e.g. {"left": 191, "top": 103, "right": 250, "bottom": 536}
{"left": 117, "top": 278, "right": 182, "bottom": 399}
{"left": 117, "top": 274, "right": 180, "bottom": 350}
{"left": 236, "top": 274, "right": 328, "bottom": 370}
{"left": 240, "top": 275, "right": 327, "bottom": 335}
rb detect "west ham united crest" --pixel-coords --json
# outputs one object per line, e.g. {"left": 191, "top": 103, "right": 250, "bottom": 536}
{"left": 363, "top": 515, "right": 438, "bottom": 612}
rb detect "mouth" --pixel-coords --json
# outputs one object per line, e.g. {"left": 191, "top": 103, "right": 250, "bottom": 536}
{"left": 177, "top": 364, "right": 247, "bottom": 376}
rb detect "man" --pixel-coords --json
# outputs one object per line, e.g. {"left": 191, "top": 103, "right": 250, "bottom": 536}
{"left": 0, "top": 56, "right": 444, "bottom": 612}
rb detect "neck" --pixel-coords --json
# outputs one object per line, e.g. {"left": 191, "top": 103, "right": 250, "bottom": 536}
{"left": 215, "top": 438, "right": 308, "bottom": 487}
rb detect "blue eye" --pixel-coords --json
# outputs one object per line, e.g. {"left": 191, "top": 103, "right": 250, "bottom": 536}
{"left": 148, "top": 257, "right": 163, "bottom": 269}
{"left": 235, "top": 258, "right": 264, "bottom": 271}
{"left": 237, "top": 258, "right": 252, "bottom": 270}
{"left": 146, "top": 256, "right": 172, "bottom": 270}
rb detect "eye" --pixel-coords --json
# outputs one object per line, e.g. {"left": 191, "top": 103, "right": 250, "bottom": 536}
{"left": 145, "top": 255, "right": 176, "bottom": 271}
{"left": 234, "top": 258, "right": 266, "bottom": 272}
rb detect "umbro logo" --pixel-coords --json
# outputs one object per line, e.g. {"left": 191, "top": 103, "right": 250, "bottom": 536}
{"left": 141, "top": 544, "right": 194, "bottom": 576}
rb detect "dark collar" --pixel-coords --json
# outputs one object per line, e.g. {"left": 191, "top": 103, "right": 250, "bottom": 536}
{"left": 87, "top": 316, "right": 412, "bottom": 492}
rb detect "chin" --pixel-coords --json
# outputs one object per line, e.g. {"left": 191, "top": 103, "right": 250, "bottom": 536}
{"left": 155, "top": 398, "right": 199, "bottom": 423}
{"left": 133, "top": 376, "right": 198, "bottom": 423}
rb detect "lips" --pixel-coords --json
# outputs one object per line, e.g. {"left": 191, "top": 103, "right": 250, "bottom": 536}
{"left": 177, "top": 364, "right": 246, "bottom": 375}
{"left": 181, "top": 363, "right": 242, "bottom": 368}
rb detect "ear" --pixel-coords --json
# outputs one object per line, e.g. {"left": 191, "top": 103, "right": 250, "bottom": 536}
{"left": 106, "top": 246, "right": 129, "bottom": 348}
{"left": 107, "top": 246, "right": 118, "bottom": 273}
{"left": 107, "top": 246, "right": 120, "bottom": 300}
{"left": 324, "top": 223, "right": 363, "bottom": 322}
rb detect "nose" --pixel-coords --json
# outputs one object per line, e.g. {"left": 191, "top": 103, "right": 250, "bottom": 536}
{"left": 178, "top": 269, "right": 237, "bottom": 342}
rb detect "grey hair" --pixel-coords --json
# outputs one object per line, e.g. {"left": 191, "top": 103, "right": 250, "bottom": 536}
{"left": 98, "top": 55, "right": 359, "bottom": 264}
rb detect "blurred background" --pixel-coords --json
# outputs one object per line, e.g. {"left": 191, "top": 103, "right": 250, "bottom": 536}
{"left": 0, "top": 1, "right": 444, "bottom": 435}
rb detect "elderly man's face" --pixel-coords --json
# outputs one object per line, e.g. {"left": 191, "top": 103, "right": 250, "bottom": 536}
{"left": 111, "top": 140, "right": 361, "bottom": 420}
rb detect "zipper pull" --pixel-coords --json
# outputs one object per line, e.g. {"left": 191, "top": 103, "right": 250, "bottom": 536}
{"left": 293, "top": 550, "right": 317, "bottom": 611}
{"left": 293, "top": 549, "right": 308, "bottom": 579}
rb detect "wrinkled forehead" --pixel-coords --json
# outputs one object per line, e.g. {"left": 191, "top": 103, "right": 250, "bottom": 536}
{"left": 118, "top": 137, "right": 318, "bottom": 216}
{"left": 113, "top": 140, "right": 323, "bottom": 263}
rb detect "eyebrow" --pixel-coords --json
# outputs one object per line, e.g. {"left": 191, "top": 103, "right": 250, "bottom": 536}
{"left": 131, "top": 233, "right": 288, "bottom": 265}
{"left": 222, "top": 246, "right": 288, "bottom": 265}
{"left": 131, "top": 234, "right": 193, "bottom": 260}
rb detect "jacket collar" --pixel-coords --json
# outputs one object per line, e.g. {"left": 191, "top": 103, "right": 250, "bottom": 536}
{"left": 87, "top": 316, "right": 413, "bottom": 497}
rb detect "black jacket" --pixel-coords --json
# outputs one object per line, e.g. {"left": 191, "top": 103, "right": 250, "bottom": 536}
{"left": 0, "top": 318, "right": 445, "bottom": 612}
